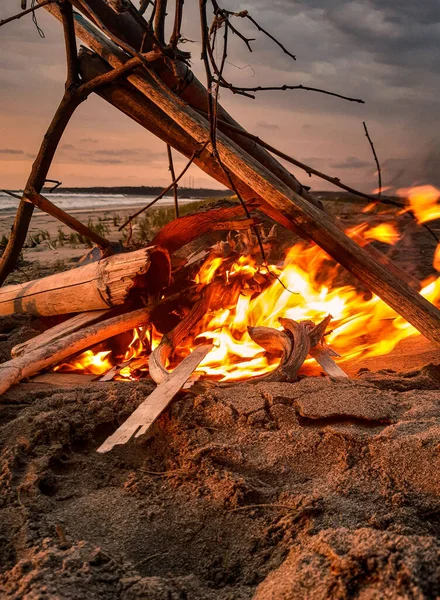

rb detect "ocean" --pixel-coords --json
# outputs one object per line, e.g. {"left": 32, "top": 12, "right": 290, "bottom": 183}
{"left": 0, "top": 191, "right": 201, "bottom": 214}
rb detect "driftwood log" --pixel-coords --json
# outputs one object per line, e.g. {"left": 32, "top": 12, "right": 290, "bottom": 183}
{"left": 0, "top": 247, "right": 170, "bottom": 317}
{"left": 248, "top": 316, "right": 348, "bottom": 381}
{"left": 0, "top": 305, "right": 153, "bottom": 396}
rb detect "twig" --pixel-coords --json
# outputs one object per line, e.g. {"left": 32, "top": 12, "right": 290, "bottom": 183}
{"left": 119, "top": 142, "right": 209, "bottom": 230}
{"left": 363, "top": 121, "right": 382, "bottom": 198}
{"left": 228, "top": 503, "right": 298, "bottom": 512}
{"left": 44, "top": 178, "right": 62, "bottom": 192}
{"left": 220, "top": 82, "right": 364, "bottom": 103}
{"left": 166, "top": 144, "right": 179, "bottom": 218}
{"left": 0, "top": 0, "right": 54, "bottom": 28}
{"left": 244, "top": 13, "right": 296, "bottom": 61}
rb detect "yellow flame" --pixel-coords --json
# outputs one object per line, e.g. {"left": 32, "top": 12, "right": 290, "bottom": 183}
{"left": 56, "top": 185, "right": 440, "bottom": 383}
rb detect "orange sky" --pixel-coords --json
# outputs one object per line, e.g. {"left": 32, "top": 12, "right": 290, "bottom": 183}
{"left": 1, "top": 0, "right": 439, "bottom": 192}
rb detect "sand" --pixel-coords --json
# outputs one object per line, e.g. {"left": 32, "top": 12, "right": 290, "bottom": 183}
{"left": 1, "top": 201, "right": 440, "bottom": 598}
{"left": 0, "top": 351, "right": 440, "bottom": 599}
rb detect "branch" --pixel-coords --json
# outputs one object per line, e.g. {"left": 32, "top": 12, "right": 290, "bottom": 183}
{"left": 166, "top": 144, "right": 179, "bottom": 218}
{"left": 0, "top": 0, "right": 54, "bottom": 28}
{"left": 77, "top": 51, "right": 160, "bottom": 96}
{"left": 25, "top": 189, "right": 111, "bottom": 249}
{"left": 363, "top": 121, "right": 382, "bottom": 198}
{"left": 220, "top": 82, "right": 364, "bottom": 103}
{"left": 119, "top": 141, "right": 209, "bottom": 230}
{"left": 60, "top": 0, "right": 80, "bottom": 88}
{"left": 243, "top": 13, "right": 296, "bottom": 61}
{"left": 153, "top": 0, "right": 167, "bottom": 45}
{"left": 169, "top": 0, "right": 184, "bottom": 48}
{"left": 196, "top": 112, "right": 402, "bottom": 208}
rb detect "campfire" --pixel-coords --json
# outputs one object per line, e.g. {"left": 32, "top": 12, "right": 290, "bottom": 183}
{"left": 1, "top": 185, "right": 439, "bottom": 455}
{"left": 49, "top": 195, "right": 440, "bottom": 385}
{"left": 1, "top": 0, "right": 440, "bottom": 453}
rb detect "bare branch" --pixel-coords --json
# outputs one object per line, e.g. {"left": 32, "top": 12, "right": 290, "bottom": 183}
{"left": 243, "top": 13, "right": 296, "bottom": 61}
{"left": 119, "top": 141, "right": 209, "bottom": 230}
{"left": 166, "top": 144, "right": 179, "bottom": 218}
{"left": 0, "top": 0, "right": 54, "bottom": 28}
{"left": 60, "top": 0, "right": 80, "bottom": 87}
{"left": 153, "top": 0, "right": 167, "bottom": 45}
{"left": 220, "top": 82, "right": 364, "bottom": 103}
{"left": 363, "top": 121, "right": 382, "bottom": 198}
{"left": 169, "top": 0, "right": 184, "bottom": 48}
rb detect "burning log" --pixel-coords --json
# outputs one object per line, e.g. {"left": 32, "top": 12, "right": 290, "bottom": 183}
{"left": 150, "top": 204, "right": 256, "bottom": 254}
{"left": 0, "top": 306, "right": 153, "bottom": 397}
{"left": 97, "top": 344, "right": 213, "bottom": 453}
{"left": 248, "top": 315, "right": 348, "bottom": 381}
{"left": 0, "top": 247, "right": 170, "bottom": 317}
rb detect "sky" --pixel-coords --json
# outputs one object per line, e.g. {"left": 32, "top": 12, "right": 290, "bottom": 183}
{"left": 0, "top": 0, "right": 439, "bottom": 192}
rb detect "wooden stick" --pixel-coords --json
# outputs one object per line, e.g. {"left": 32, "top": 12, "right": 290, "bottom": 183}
{"left": 0, "top": 247, "right": 169, "bottom": 317}
{"left": 11, "top": 309, "right": 110, "bottom": 358}
{"left": 97, "top": 344, "right": 213, "bottom": 453}
{"left": 0, "top": 306, "right": 153, "bottom": 397}
{"left": 25, "top": 190, "right": 111, "bottom": 249}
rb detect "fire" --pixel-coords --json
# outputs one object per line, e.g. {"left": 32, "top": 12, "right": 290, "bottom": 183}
{"left": 397, "top": 185, "right": 440, "bottom": 224}
{"left": 58, "top": 185, "right": 440, "bottom": 382}
{"left": 54, "top": 350, "right": 112, "bottom": 375}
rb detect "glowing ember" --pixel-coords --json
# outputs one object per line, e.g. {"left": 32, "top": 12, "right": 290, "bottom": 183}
{"left": 58, "top": 186, "right": 440, "bottom": 382}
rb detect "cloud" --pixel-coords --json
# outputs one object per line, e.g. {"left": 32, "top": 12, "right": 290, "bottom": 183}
{"left": 256, "top": 121, "right": 280, "bottom": 131}
{"left": 80, "top": 138, "right": 99, "bottom": 144}
{"left": 61, "top": 144, "right": 75, "bottom": 150}
{"left": 329, "top": 156, "right": 373, "bottom": 169}
{"left": 0, "top": 149, "right": 24, "bottom": 155}
{"left": 93, "top": 158, "right": 123, "bottom": 165}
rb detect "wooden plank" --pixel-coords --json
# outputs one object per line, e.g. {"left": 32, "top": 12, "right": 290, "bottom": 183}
{"left": 97, "top": 344, "right": 213, "bottom": 453}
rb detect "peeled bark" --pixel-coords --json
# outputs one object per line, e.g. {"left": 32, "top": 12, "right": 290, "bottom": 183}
{"left": 0, "top": 247, "right": 170, "bottom": 317}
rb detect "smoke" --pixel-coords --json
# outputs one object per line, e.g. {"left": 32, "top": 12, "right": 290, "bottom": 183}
{"left": 383, "top": 139, "right": 440, "bottom": 190}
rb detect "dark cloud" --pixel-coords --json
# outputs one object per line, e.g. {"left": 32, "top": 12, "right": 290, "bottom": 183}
{"left": 330, "top": 157, "right": 372, "bottom": 170}
{"left": 93, "top": 158, "right": 123, "bottom": 165}
{"left": 80, "top": 138, "right": 99, "bottom": 143}
{"left": 61, "top": 144, "right": 75, "bottom": 150}
{"left": 256, "top": 121, "right": 280, "bottom": 131}
{"left": 0, "top": 149, "right": 24, "bottom": 155}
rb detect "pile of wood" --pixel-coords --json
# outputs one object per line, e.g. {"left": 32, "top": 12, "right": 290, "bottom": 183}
{"left": 1, "top": 0, "right": 440, "bottom": 451}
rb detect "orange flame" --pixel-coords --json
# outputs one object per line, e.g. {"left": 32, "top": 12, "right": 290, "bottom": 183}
{"left": 397, "top": 185, "right": 440, "bottom": 224}
{"left": 56, "top": 185, "right": 440, "bottom": 382}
